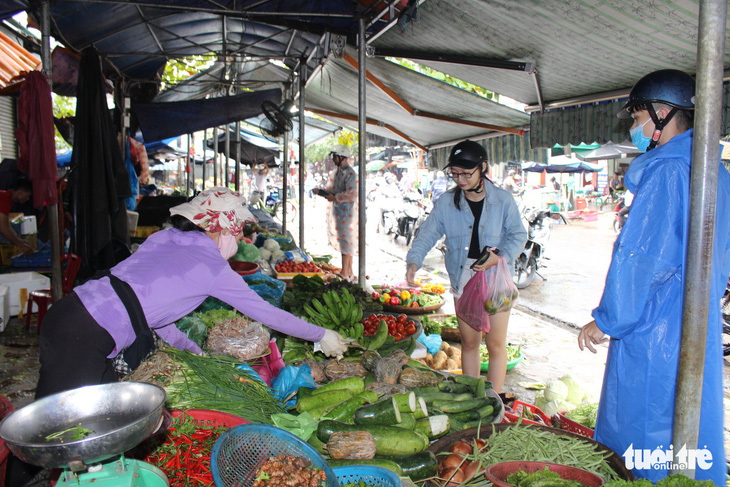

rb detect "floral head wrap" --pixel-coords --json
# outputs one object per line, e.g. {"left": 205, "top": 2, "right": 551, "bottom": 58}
{"left": 169, "top": 187, "right": 256, "bottom": 235}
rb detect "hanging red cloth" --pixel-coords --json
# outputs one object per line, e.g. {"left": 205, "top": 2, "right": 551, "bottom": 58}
{"left": 15, "top": 71, "right": 58, "bottom": 208}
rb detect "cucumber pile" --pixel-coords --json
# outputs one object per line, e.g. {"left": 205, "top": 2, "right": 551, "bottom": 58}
{"left": 292, "top": 372, "right": 501, "bottom": 482}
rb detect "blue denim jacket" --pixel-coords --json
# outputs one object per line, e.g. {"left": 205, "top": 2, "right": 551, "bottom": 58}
{"left": 406, "top": 180, "right": 527, "bottom": 292}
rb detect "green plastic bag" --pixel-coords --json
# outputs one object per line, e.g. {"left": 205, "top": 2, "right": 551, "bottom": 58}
{"left": 231, "top": 242, "right": 262, "bottom": 262}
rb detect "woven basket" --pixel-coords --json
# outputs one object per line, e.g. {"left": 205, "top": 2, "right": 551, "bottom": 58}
{"left": 211, "top": 423, "right": 337, "bottom": 487}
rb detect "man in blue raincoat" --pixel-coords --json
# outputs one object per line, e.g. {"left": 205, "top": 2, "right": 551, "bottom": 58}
{"left": 578, "top": 69, "right": 730, "bottom": 485}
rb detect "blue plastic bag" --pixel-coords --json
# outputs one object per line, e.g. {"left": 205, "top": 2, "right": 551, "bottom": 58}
{"left": 242, "top": 271, "right": 286, "bottom": 308}
{"left": 418, "top": 333, "right": 443, "bottom": 355}
{"left": 271, "top": 364, "right": 316, "bottom": 408}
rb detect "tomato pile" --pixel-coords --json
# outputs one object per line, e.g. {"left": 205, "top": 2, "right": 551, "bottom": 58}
{"left": 275, "top": 261, "right": 322, "bottom": 274}
{"left": 362, "top": 313, "right": 418, "bottom": 342}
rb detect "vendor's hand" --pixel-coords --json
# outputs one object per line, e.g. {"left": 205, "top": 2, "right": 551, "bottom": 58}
{"left": 578, "top": 320, "right": 608, "bottom": 353}
{"left": 317, "top": 329, "right": 349, "bottom": 359}
{"left": 18, "top": 241, "right": 33, "bottom": 256}
{"left": 325, "top": 193, "right": 336, "bottom": 202}
{"left": 406, "top": 263, "right": 419, "bottom": 286}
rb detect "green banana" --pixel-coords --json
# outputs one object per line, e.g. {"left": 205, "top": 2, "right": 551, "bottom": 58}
{"left": 321, "top": 292, "right": 335, "bottom": 310}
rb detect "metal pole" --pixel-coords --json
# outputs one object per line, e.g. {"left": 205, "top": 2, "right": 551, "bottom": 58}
{"left": 672, "top": 0, "right": 726, "bottom": 477}
{"left": 40, "top": 2, "right": 63, "bottom": 301}
{"left": 186, "top": 133, "right": 192, "bottom": 196}
{"left": 357, "top": 18, "right": 367, "bottom": 287}
{"left": 282, "top": 92, "right": 289, "bottom": 237}
{"left": 224, "top": 125, "right": 231, "bottom": 187}
{"left": 298, "top": 64, "right": 306, "bottom": 249}
{"left": 202, "top": 128, "right": 207, "bottom": 190}
{"left": 235, "top": 121, "right": 241, "bottom": 192}
{"left": 213, "top": 126, "right": 219, "bottom": 186}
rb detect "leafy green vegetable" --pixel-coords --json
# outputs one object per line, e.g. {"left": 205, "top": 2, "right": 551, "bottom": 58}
{"left": 421, "top": 315, "right": 442, "bottom": 335}
{"left": 196, "top": 308, "right": 241, "bottom": 328}
{"left": 605, "top": 474, "right": 715, "bottom": 487}
{"left": 45, "top": 425, "right": 93, "bottom": 442}
{"left": 507, "top": 466, "right": 583, "bottom": 487}
{"left": 565, "top": 402, "right": 598, "bottom": 429}
{"left": 175, "top": 314, "right": 208, "bottom": 347}
{"left": 480, "top": 344, "right": 522, "bottom": 363}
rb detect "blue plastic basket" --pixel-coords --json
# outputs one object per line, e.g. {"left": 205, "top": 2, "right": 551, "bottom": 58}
{"left": 333, "top": 466, "right": 402, "bottom": 487}
{"left": 211, "top": 423, "right": 337, "bottom": 487}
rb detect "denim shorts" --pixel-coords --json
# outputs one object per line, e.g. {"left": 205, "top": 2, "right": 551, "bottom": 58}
{"left": 451, "top": 258, "right": 477, "bottom": 299}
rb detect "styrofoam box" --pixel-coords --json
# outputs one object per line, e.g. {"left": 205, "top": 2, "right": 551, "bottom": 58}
{"left": 0, "top": 285, "right": 8, "bottom": 332}
{"left": 0, "top": 272, "right": 50, "bottom": 327}
{"left": 19, "top": 216, "right": 37, "bottom": 235}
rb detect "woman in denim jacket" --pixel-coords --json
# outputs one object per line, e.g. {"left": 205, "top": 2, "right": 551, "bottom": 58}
{"left": 406, "top": 141, "right": 526, "bottom": 391}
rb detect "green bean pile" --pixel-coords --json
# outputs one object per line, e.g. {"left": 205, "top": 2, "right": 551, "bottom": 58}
{"left": 464, "top": 424, "right": 621, "bottom": 485}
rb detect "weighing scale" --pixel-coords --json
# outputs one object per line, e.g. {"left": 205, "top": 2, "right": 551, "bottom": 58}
{"left": 0, "top": 382, "right": 170, "bottom": 487}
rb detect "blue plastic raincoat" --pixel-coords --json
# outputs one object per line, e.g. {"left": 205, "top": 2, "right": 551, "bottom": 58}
{"left": 592, "top": 129, "right": 730, "bottom": 485}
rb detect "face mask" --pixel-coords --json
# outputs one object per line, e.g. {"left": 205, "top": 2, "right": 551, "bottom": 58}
{"left": 630, "top": 118, "right": 652, "bottom": 152}
{"left": 218, "top": 232, "right": 238, "bottom": 260}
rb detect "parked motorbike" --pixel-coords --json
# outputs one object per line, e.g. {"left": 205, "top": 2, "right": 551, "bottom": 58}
{"left": 381, "top": 191, "right": 424, "bottom": 245}
{"left": 513, "top": 207, "right": 564, "bottom": 289}
{"left": 612, "top": 195, "right": 627, "bottom": 234}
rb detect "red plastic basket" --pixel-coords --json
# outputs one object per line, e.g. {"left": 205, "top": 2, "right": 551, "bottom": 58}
{"left": 170, "top": 409, "right": 250, "bottom": 428}
{"left": 554, "top": 412, "right": 595, "bottom": 439}
{"left": 485, "top": 461, "right": 604, "bottom": 487}
{"left": 0, "top": 394, "right": 16, "bottom": 487}
{"left": 503, "top": 401, "right": 551, "bottom": 426}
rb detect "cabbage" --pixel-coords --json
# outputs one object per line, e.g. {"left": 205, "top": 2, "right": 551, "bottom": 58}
{"left": 259, "top": 248, "right": 272, "bottom": 261}
{"left": 543, "top": 379, "right": 568, "bottom": 402}
{"left": 271, "top": 249, "right": 286, "bottom": 262}
{"left": 263, "top": 238, "right": 280, "bottom": 251}
{"left": 559, "top": 375, "right": 586, "bottom": 406}
{"left": 534, "top": 391, "right": 547, "bottom": 411}
{"left": 542, "top": 399, "right": 575, "bottom": 417}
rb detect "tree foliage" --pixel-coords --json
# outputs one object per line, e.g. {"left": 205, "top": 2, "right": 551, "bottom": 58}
{"left": 387, "top": 58, "right": 498, "bottom": 101}
{"left": 52, "top": 93, "right": 75, "bottom": 152}
{"left": 160, "top": 55, "right": 216, "bottom": 91}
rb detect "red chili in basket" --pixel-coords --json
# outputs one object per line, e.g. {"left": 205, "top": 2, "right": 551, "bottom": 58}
{"left": 145, "top": 415, "right": 227, "bottom": 487}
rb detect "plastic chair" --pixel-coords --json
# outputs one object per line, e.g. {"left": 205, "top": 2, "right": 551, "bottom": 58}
{"left": 25, "top": 254, "right": 81, "bottom": 334}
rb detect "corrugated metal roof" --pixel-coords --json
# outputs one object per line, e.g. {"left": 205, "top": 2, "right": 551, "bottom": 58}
{"left": 305, "top": 46, "right": 530, "bottom": 149}
{"left": 371, "top": 0, "right": 730, "bottom": 107}
{"left": 0, "top": 30, "right": 40, "bottom": 88}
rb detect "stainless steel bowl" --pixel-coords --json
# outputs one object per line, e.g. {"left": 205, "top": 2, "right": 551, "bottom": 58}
{"left": 0, "top": 382, "right": 166, "bottom": 470}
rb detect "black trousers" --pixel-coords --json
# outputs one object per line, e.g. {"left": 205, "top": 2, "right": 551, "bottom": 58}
{"left": 35, "top": 292, "right": 118, "bottom": 399}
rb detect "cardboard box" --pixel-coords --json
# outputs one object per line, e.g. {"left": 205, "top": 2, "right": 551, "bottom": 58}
{"left": 0, "top": 285, "right": 8, "bottom": 332}
{"left": 0, "top": 272, "right": 50, "bottom": 324}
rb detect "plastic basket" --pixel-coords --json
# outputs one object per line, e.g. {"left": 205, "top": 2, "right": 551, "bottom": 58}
{"left": 485, "top": 461, "right": 604, "bottom": 487}
{"left": 11, "top": 251, "right": 52, "bottom": 268}
{"left": 554, "top": 412, "right": 595, "bottom": 439}
{"left": 502, "top": 401, "right": 551, "bottom": 426}
{"left": 333, "top": 466, "right": 402, "bottom": 487}
{"left": 171, "top": 409, "right": 249, "bottom": 428}
{"left": 211, "top": 423, "right": 337, "bottom": 487}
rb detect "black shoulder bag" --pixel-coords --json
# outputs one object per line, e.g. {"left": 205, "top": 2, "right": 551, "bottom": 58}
{"left": 107, "top": 274, "right": 158, "bottom": 376}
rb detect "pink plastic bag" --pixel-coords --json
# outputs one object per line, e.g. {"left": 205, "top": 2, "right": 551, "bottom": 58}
{"left": 455, "top": 271, "right": 491, "bottom": 333}
{"left": 483, "top": 255, "right": 519, "bottom": 315}
{"left": 251, "top": 339, "right": 285, "bottom": 386}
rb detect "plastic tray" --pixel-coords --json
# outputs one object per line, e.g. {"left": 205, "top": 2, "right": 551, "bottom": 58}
{"left": 211, "top": 423, "right": 337, "bottom": 487}
{"left": 333, "top": 466, "right": 402, "bottom": 487}
{"left": 554, "top": 411, "right": 595, "bottom": 439}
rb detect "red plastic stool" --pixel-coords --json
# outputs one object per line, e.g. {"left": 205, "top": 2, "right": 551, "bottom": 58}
{"left": 25, "top": 289, "right": 53, "bottom": 335}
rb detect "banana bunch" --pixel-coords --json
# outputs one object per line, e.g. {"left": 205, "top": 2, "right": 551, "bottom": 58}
{"left": 303, "top": 289, "right": 364, "bottom": 340}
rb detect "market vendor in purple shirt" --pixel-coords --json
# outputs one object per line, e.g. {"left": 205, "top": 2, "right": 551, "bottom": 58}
{"left": 35, "top": 187, "right": 349, "bottom": 399}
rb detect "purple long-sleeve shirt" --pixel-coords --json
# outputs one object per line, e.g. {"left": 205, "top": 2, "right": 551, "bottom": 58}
{"left": 74, "top": 228, "right": 325, "bottom": 358}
